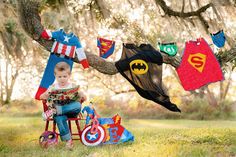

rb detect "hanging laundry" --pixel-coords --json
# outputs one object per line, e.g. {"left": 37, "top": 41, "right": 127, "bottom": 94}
{"left": 115, "top": 43, "right": 181, "bottom": 112}
{"left": 97, "top": 37, "right": 115, "bottom": 58}
{"left": 176, "top": 38, "right": 224, "bottom": 91}
{"left": 210, "top": 30, "right": 226, "bottom": 48}
{"left": 158, "top": 42, "right": 178, "bottom": 56}
{"left": 41, "top": 29, "right": 89, "bottom": 69}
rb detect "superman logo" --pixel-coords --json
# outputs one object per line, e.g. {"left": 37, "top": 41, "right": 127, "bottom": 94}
{"left": 100, "top": 41, "right": 112, "bottom": 54}
{"left": 188, "top": 53, "right": 206, "bottom": 73}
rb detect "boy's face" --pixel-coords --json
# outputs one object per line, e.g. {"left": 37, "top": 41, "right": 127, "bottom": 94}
{"left": 55, "top": 70, "right": 70, "bottom": 86}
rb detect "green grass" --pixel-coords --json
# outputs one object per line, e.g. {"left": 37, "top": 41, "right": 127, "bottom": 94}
{"left": 0, "top": 116, "right": 235, "bottom": 157}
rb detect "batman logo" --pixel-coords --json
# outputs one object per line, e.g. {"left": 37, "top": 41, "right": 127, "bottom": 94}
{"left": 129, "top": 59, "right": 148, "bottom": 75}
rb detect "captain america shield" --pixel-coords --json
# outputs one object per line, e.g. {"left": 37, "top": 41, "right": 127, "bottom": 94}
{"left": 81, "top": 125, "right": 106, "bottom": 146}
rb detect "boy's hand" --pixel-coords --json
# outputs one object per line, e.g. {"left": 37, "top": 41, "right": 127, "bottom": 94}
{"left": 80, "top": 96, "right": 86, "bottom": 103}
{"left": 40, "top": 90, "right": 50, "bottom": 100}
{"left": 47, "top": 102, "right": 53, "bottom": 107}
{"left": 78, "top": 92, "right": 87, "bottom": 103}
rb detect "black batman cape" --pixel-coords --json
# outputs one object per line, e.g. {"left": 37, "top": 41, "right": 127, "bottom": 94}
{"left": 115, "top": 43, "right": 181, "bottom": 112}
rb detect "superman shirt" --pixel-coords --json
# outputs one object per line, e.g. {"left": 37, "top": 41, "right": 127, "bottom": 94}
{"left": 41, "top": 29, "right": 89, "bottom": 69}
{"left": 176, "top": 38, "right": 224, "bottom": 90}
{"left": 97, "top": 37, "right": 115, "bottom": 58}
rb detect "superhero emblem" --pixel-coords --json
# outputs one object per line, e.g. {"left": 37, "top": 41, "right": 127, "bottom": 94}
{"left": 97, "top": 37, "right": 115, "bottom": 58}
{"left": 164, "top": 47, "right": 175, "bottom": 54}
{"left": 129, "top": 59, "right": 148, "bottom": 75}
{"left": 112, "top": 114, "right": 121, "bottom": 124}
{"left": 100, "top": 41, "right": 112, "bottom": 55}
{"left": 188, "top": 53, "right": 206, "bottom": 73}
{"left": 81, "top": 125, "right": 106, "bottom": 146}
{"left": 158, "top": 42, "right": 178, "bottom": 56}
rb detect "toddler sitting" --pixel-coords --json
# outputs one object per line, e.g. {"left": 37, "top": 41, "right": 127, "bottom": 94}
{"left": 40, "top": 61, "right": 86, "bottom": 149}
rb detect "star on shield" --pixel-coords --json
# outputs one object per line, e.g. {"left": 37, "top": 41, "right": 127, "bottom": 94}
{"left": 87, "top": 133, "right": 97, "bottom": 140}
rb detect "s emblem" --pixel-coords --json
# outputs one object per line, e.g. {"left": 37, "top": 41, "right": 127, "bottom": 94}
{"left": 188, "top": 53, "right": 206, "bottom": 73}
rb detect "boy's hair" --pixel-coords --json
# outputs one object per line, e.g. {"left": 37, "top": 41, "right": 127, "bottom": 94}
{"left": 54, "top": 62, "right": 71, "bottom": 74}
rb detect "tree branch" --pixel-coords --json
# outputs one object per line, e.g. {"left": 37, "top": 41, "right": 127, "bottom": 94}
{"left": 181, "top": 0, "right": 185, "bottom": 13}
{"left": 155, "top": 0, "right": 212, "bottom": 18}
{"left": 18, "top": 0, "right": 118, "bottom": 75}
{"left": 17, "top": 0, "right": 181, "bottom": 74}
{"left": 198, "top": 13, "right": 210, "bottom": 32}
{"left": 195, "top": 0, "right": 200, "bottom": 8}
{"left": 220, "top": 46, "right": 236, "bottom": 66}
{"left": 154, "top": 0, "right": 211, "bottom": 32}
{"left": 17, "top": 0, "right": 236, "bottom": 73}
{"left": 93, "top": 0, "right": 111, "bottom": 19}
{"left": 189, "top": 0, "right": 193, "bottom": 11}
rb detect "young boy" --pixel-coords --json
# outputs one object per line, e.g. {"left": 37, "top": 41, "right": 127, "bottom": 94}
{"left": 40, "top": 61, "right": 86, "bottom": 149}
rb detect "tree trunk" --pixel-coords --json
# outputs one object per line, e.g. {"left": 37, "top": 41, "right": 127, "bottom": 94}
{"left": 95, "top": 0, "right": 111, "bottom": 19}
{"left": 0, "top": 61, "right": 3, "bottom": 105}
{"left": 221, "top": 71, "right": 232, "bottom": 102}
{"left": 220, "top": 81, "right": 224, "bottom": 101}
{"left": 5, "top": 69, "right": 19, "bottom": 104}
{"left": 4, "top": 52, "right": 9, "bottom": 104}
{"left": 206, "top": 86, "right": 218, "bottom": 107}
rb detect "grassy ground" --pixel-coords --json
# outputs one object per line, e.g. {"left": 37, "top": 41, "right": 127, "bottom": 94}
{"left": 0, "top": 116, "right": 235, "bottom": 157}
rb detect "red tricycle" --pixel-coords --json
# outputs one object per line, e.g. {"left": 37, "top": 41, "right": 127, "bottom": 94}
{"left": 39, "top": 100, "right": 106, "bottom": 148}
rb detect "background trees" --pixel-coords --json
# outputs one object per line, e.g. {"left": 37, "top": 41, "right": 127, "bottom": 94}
{"left": 0, "top": 0, "right": 235, "bottom": 118}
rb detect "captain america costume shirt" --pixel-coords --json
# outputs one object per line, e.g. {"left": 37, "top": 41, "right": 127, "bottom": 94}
{"left": 41, "top": 28, "right": 89, "bottom": 69}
